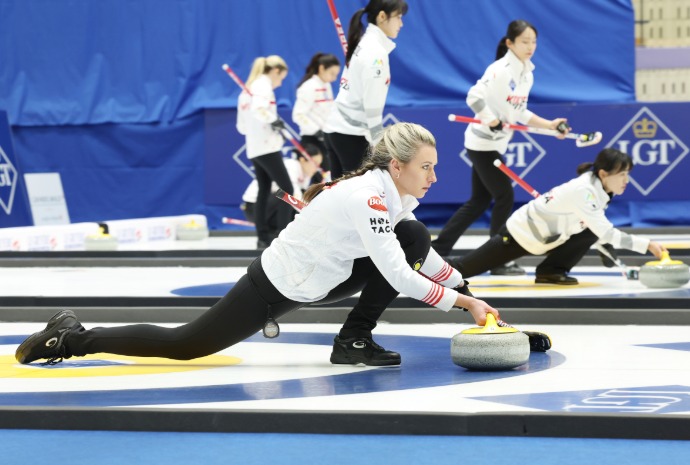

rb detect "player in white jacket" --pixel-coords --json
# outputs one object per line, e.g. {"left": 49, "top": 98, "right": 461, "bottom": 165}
{"left": 292, "top": 53, "right": 340, "bottom": 177}
{"left": 16, "top": 123, "right": 500, "bottom": 368}
{"left": 432, "top": 20, "right": 569, "bottom": 276}
{"left": 324, "top": 0, "right": 407, "bottom": 179}
{"left": 448, "top": 148, "right": 666, "bottom": 285}
{"left": 237, "top": 55, "right": 294, "bottom": 249}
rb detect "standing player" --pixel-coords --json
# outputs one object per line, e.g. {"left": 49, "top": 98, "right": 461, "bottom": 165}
{"left": 292, "top": 52, "right": 340, "bottom": 178}
{"left": 432, "top": 20, "right": 569, "bottom": 275}
{"left": 236, "top": 55, "right": 294, "bottom": 249}
{"left": 324, "top": 0, "right": 408, "bottom": 179}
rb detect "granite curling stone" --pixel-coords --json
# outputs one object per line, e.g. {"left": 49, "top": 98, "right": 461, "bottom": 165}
{"left": 451, "top": 314, "right": 530, "bottom": 370}
{"left": 176, "top": 219, "right": 209, "bottom": 241}
{"left": 638, "top": 251, "right": 690, "bottom": 289}
{"left": 84, "top": 226, "right": 118, "bottom": 251}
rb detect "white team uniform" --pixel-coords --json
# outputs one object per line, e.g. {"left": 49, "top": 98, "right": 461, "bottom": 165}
{"left": 507, "top": 172, "right": 650, "bottom": 255}
{"left": 262, "top": 169, "right": 463, "bottom": 310}
{"left": 464, "top": 49, "right": 536, "bottom": 154}
{"left": 292, "top": 75, "right": 334, "bottom": 136}
{"left": 236, "top": 74, "right": 283, "bottom": 159}
{"left": 325, "top": 24, "right": 395, "bottom": 144}
{"left": 241, "top": 158, "right": 308, "bottom": 203}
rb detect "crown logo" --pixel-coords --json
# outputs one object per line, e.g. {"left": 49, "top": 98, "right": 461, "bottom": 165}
{"left": 632, "top": 118, "right": 657, "bottom": 138}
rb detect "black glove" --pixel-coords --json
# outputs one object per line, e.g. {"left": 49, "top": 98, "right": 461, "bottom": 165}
{"left": 453, "top": 279, "right": 473, "bottom": 311}
{"left": 270, "top": 119, "right": 286, "bottom": 133}
{"left": 315, "top": 130, "right": 325, "bottom": 143}
{"left": 489, "top": 121, "right": 503, "bottom": 132}
{"left": 556, "top": 121, "right": 571, "bottom": 134}
{"left": 598, "top": 243, "right": 618, "bottom": 268}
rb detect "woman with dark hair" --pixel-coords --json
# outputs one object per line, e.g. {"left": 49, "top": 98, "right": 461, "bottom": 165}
{"left": 448, "top": 148, "right": 667, "bottom": 285}
{"left": 432, "top": 20, "right": 570, "bottom": 276}
{"left": 324, "top": 0, "right": 408, "bottom": 179}
{"left": 292, "top": 53, "right": 340, "bottom": 176}
{"left": 17, "top": 123, "right": 498, "bottom": 368}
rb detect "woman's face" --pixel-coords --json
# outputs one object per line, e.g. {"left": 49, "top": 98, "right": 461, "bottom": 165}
{"left": 268, "top": 68, "right": 288, "bottom": 89}
{"left": 318, "top": 64, "right": 341, "bottom": 83}
{"left": 392, "top": 144, "right": 437, "bottom": 198}
{"left": 600, "top": 168, "right": 630, "bottom": 195}
{"left": 377, "top": 10, "right": 404, "bottom": 39}
{"left": 507, "top": 27, "right": 537, "bottom": 62}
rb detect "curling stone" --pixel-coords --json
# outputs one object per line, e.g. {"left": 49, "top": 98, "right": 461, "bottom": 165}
{"left": 451, "top": 314, "right": 530, "bottom": 371}
{"left": 638, "top": 251, "right": 690, "bottom": 289}
{"left": 176, "top": 219, "right": 209, "bottom": 241}
{"left": 84, "top": 226, "right": 118, "bottom": 251}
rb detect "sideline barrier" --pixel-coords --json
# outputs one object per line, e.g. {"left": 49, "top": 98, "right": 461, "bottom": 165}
{"left": 0, "top": 215, "right": 207, "bottom": 251}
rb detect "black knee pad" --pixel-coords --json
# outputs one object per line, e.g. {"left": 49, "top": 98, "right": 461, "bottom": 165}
{"left": 394, "top": 220, "right": 431, "bottom": 266}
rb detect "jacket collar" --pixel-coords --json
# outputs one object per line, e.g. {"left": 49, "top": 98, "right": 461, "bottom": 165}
{"left": 505, "top": 49, "right": 535, "bottom": 75}
{"left": 370, "top": 169, "right": 419, "bottom": 220}
{"left": 365, "top": 24, "right": 397, "bottom": 54}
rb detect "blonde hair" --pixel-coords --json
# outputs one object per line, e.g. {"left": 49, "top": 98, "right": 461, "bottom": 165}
{"left": 303, "top": 122, "right": 435, "bottom": 203}
{"left": 246, "top": 55, "right": 288, "bottom": 87}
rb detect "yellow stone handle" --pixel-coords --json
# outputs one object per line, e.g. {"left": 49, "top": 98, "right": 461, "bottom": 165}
{"left": 461, "top": 312, "right": 519, "bottom": 335}
{"left": 645, "top": 250, "right": 683, "bottom": 266}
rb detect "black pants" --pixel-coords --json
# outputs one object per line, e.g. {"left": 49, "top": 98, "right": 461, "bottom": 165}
{"left": 325, "top": 132, "right": 370, "bottom": 179}
{"left": 452, "top": 227, "right": 599, "bottom": 278}
{"left": 251, "top": 152, "right": 294, "bottom": 242}
{"left": 66, "top": 220, "right": 431, "bottom": 360}
{"left": 432, "top": 149, "right": 514, "bottom": 256}
{"left": 242, "top": 197, "right": 293, "bottom": 235}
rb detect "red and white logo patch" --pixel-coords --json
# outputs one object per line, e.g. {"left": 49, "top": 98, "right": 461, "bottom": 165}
{"left": 367, "top": 196, "right": 387, "bottom": 212}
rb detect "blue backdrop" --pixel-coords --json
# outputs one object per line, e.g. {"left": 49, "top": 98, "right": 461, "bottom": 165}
{"left": 0, "top": 0, "right": 662, "bottom": 229}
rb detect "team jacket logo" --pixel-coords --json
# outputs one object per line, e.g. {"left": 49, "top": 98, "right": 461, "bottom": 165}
{"left": 370, "top": 217, "right": 392, "bottom": 234}
{"left": 367, "top": 196, "right": 387, "bottom": 212}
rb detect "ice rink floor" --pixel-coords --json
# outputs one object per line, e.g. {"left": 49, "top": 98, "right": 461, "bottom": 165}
{"left": 1, "top": 231, "right": 689, "bottom": 440}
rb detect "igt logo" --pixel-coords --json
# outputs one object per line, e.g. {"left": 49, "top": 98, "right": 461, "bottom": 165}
{"left": 607, "top": 107, "right": 688, "bottom": 196}
{"left": 460, "top": 132, "right": 546, "bottom": 179}
{"left": 0, "top": 144, "right": 18, "bottom": 215}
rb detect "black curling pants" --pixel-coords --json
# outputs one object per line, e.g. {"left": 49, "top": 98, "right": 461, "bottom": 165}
{"left": 432, "top": 149, "right": 514, "bottom": 256}
{"left": 452, "top": 227, "right": 599, "bottom": 279}
{"left": 325, "top": 132, "right": 370, "bottom": 179}
{"left": 251, "top": 151, "right": 294, "bottom": 243}
{"left": 66, "top": 220, "right": 431, "bottom": 360}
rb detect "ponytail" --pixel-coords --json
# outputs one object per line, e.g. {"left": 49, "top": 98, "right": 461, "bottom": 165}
{"left": 497, "top": 19, "right": 538, "bottom": 61}
{"left": 495, "top": 36, "right": 509, "bottom": 60}
{"left": 297, "top": 53, "right": 341, "bottom": 88}
{"left": 345, "top": 9, "right": 367, "bottom": 66}
{"left": 245, "top": 55, "right": 288, "bottom": 88}
{"left": 577, "top": 148, "right": 633, "bottom": 177}
{"left": 576, "top": 162, "right": 594, "bottom": 175}
{"left": 345, "top": 0, "right": 409, "bottom": 66}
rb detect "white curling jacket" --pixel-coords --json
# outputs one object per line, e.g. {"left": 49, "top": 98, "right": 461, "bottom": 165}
{"left": 506, "top": 172, "right": 650, "bottom": 255}
{"left": 464, "top": 49, "right": 536, "bottom": 154}
{"left": 261, "top": 169, "right": 464, "bottom": 310}
{"left": 292, "top": 75, "right": 334, "bottom": 136}
{"left": 325, "top": 24, "right": 395, "bottom": 144}
{"left": 236, "top": 74, "right": 284, "bottom": 159}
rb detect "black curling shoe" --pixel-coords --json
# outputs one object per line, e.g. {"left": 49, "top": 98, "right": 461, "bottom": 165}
{"left": 535, "top": 274, "right": 579, "bottom": 285}
{"left": 15, "top": 309, "right": 83, "bottom": 365}
{"left": 330, "top": 336, "right": 401, "bottom": 366}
